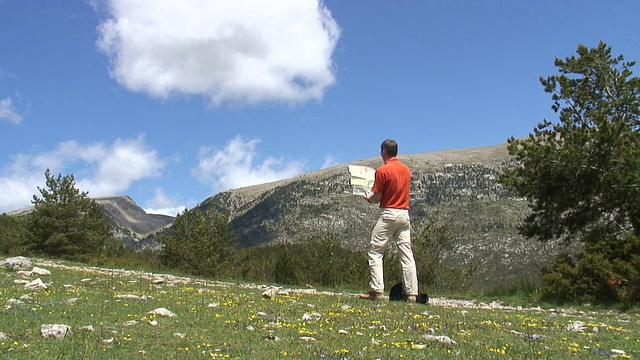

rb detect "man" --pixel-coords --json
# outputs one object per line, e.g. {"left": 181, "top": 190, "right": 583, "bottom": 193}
{"left": 360, "top": 139, "right": 419, "bottom": 303}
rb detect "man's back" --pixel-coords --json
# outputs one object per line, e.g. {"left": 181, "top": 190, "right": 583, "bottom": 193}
{"left": 373, "top": 157, "right": 410, "bottom": 210}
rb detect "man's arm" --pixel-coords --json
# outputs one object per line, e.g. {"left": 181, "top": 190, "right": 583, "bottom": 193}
{"left": 365, "top": 192, "right": 382, "bottom": 204}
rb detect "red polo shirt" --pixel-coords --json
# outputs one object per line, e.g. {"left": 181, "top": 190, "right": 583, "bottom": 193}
{"left": 372, "top": 157, "right": 410, "bottom": 209}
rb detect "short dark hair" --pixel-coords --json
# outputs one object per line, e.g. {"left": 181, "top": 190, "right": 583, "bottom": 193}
{"left": 381, "top": 139, "right": 398, "bottom": 157}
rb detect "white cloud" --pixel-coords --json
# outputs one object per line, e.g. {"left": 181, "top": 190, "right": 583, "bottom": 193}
{"left": 0, "top": 136, "right": 164, "bottom": 213}
{"left": 96, "top": 0, "right": 340, "bottom": 106}
{"left": 193, "top": 135, "right": 304, "bottom": 194}
{"left": 0, "top": 97, "right": 24, "bottom": 124}
{"left": 75, "top": 137, "right": 165, "bottom": 196}
{"left": 321, "top": 155, "right": 338, "bottom": 169}
{"left": 144, "top": 188, "right": 187, "bottom": 217}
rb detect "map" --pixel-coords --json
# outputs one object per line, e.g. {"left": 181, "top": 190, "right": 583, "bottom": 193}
{"left": 347, "top": 165, "right": 376, "bottom": 196}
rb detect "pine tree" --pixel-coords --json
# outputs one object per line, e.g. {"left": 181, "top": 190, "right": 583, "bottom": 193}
{"left": 499, "top": 42, "right": 640, "bottom": 304}
{"left": 27, "top": 169, "right": 114, "bottom": 261}
{"left": 499, "top": 42, "right": 640, "bottom": 243}
{"left": 158, "top": 207, "right": 236, "bottom": 277}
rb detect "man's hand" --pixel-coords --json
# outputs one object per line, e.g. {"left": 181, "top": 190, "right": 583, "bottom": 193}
{"left": 365, "top": 192, "right": 382, "bottom": 204}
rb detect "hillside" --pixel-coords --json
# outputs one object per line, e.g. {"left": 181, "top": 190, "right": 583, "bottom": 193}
{"left": 201, "top": 142, "right": 576, "bottom": 288}
{"left": 94, "top": 196, "right": 173, "bottom": 249}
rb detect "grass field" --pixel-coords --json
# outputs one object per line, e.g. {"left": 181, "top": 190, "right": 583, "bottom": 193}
{"left": 1, "top": 259, "right": 638, "bottom": 359}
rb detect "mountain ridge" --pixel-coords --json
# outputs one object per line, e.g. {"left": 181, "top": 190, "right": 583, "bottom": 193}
{"left": 6, "top": 141, "right": 574, "bottom": 288}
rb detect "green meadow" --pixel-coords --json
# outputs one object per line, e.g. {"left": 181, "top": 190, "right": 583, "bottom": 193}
{"left": 1, "top": 259, "right": 638, "bottom": 359}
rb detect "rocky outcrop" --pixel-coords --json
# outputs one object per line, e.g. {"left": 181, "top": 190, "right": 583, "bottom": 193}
{"left": 94, "top": 196, "right": 173, "bottom": 249}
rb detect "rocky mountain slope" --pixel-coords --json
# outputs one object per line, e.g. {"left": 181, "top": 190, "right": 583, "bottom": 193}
{"left": 94, "top": 196, "right": 173, "bottom": 249}
{"left": 202, "top": 142, "right": 576, "bottom": 288}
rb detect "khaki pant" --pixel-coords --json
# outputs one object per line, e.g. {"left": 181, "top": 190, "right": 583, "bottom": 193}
{"left": 367, "top": 208, "right": 418, "bottom": 295}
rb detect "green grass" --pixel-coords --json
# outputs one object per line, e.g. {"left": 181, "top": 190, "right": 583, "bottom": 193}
{"left": 1, "top": 260, "right": 639, "bottom": 359}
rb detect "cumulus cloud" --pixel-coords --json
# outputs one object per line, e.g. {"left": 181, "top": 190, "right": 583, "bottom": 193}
{"left": 96, "top": 0, "right": 341, "bottom": 106}
{"left": 0, "top": 98, "right": 24, "bottom": 124}
{"left": 193, "top": 135, "right": 304, "bottom": 194}
{"left": 0, "top": 136, "right": 164, "bottom": 213}
{"left": 144, "top": 188, "right": 187, "bottom": 217}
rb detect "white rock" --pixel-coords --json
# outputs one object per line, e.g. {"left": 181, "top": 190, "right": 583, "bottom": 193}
{"left": 423, "top": 334, "right": 457, "bottom": 344}
{"left": 147, "top": 307, "right": 176, "bottom": 317}
{"left": 25, "top": 278, "right": 47, "bottom": 290}
{"left": 31, "top": 267, "right": 51, "bottom": 276}
{"left": 567, "top": 321, "right": 586, "bottom": 332}
{"left": 0, "top": 256, "right": 32, "bottom": 270}
{"left": 41, "top": 324, "right": 71, "bottom": 339}
{"left": 115, "top": 294, "right": 141, "bottom": 300}
{"left": 301, "top": 312, "right": 322, "bottom": 321}
{"left": 59, "top": 298, "right": 79, "bottom": 305}
{"left": 261, "top": 287, "right": 279, "bottom": 299}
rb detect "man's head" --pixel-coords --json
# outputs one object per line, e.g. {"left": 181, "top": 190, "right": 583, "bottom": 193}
{"left": 380, "top": 139, "right": 398, "bottom": 158}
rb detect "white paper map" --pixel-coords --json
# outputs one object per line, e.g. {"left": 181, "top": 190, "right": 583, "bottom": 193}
{"left": 348, "top": 165, "right": 376, "bottom": 196}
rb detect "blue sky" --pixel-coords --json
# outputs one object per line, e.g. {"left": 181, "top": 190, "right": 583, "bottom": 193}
{"left": 1, "top": 0, "right": 639, "bottom": 215}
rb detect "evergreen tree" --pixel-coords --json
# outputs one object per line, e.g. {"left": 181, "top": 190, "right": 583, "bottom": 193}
{"left": 158, "top": 207, "right": 236, "bottom": 278}
{"left": 499, "top": 42, "right": 640, "bottom": 243}
{"left": 499, "top": 42, "right": 640, "bottom": 304}
{"left": 0, "top": 214, "right": 28, "bottom": 255}
{"left": 27, "top": 169, "right": 115, "bottom": 261}
{"left": 273, "top": 245, "right": 300, "bottom": 285}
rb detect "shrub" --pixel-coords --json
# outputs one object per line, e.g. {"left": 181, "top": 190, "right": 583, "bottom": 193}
{"left": 0, "top": 214, "right": 28, "bottom": 256}
{"left": 540, "top": 232, "right": 640, "bottom": 307}
{"left": 157, "top": 207, "right": 236, "bottom": 278}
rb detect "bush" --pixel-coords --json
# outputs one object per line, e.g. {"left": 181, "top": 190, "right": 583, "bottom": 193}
{"left": 273, "top": 245, "right": 301, "bottom": 285}
{"left": 408, "top": 219, "right": 478, "bottom": 294}
{"left": 540, "top": 232, "right": 640, "bottom": 307}
{"left": 0, "top": 214, "right": 29, "bottom": 256}
{"left": 158, "top": 207, "right": 236, "bottom": 278}
{"left": 298, "top": 234, "right": 368, "bottom": 288}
